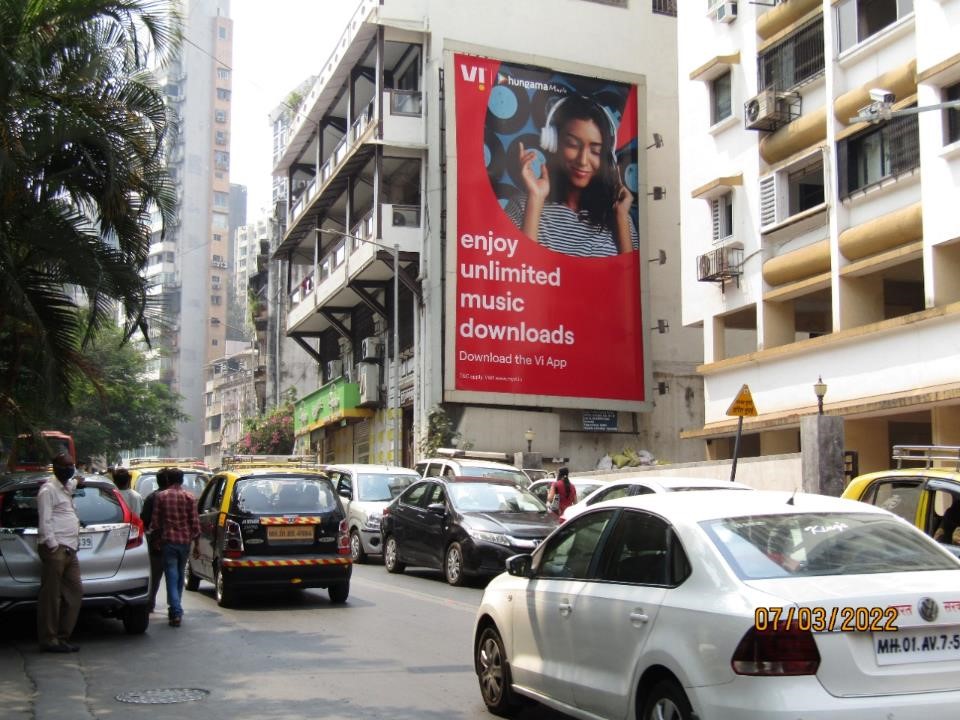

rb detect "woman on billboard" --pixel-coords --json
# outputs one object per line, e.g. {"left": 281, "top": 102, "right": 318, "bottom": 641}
{"left": 505, "top": 94, "right": 637, "bottom": 258}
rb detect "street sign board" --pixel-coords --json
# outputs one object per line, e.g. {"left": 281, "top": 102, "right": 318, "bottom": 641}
{"left": 726, "top": 384, "right": 758, "bottom": 417}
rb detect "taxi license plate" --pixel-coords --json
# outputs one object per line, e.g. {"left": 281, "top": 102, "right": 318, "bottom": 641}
{"left": 78, "top": 535, "right": 93, "bottom": 550}
{"left": 267, "top": 526, "right": 314, "bottom": 542}
{"left": 874, "top": 627, "right": 960, "bottom": 666}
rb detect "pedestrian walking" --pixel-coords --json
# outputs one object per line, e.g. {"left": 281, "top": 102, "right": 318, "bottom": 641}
{"left": 112, "top": 467, "right": 143, "bottom": 515}
{"left": 139, "top": 468, "right": 171, "bottom": 613}
{"left": 546, "top": 467, "right": 577, "bottom": 516}
{"left": 36, "top": 452, "right": 84, "bottom": 652}
{"left": 149, "top": 468, "right": 200, "bottom": 626}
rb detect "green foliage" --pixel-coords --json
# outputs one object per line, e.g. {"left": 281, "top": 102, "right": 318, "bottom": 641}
{"left": 419, "top": 405, "right": 467, "bottom": 457}
{"left": 63, "top": 323, "right": 186, "bottom": 459}
{"left": 233, "top": 403, "right": 295, "bottom": 455}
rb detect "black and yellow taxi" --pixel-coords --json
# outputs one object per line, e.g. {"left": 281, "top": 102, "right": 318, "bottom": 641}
{"left": 125, "top": 457, "right": 212, "bottom": 499}
{"left": 186, "top": 456, "right": 351, "bottom": 606}
{"left": 842, "top": 444, "right": 960, "bottom": 556}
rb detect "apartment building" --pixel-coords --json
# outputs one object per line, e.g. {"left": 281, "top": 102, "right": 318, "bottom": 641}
{"left": 272, "top": 0, "right": 701, "bottom": 470}
{"left": 679, "top": 0, "right": 960, "bottom": 473}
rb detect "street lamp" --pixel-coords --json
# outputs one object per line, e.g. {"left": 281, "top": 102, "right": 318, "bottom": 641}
{"left": 813, "top": 376, "right": 827, "bottom": 416}
{"left": 524, "top": 428, "right": 534, "bottom": 453}
{"left": 316, "top": 228, "right": 401, "bottom": 464}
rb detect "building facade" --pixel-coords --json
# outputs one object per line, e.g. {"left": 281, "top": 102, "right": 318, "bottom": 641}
{"left": 272, "top": 0, "right": 702, "bottom": 471}
{"left": 678, "top": 0, "right": 960, "bottom": 473}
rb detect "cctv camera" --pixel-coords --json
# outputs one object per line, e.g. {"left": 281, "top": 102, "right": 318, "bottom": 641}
{"left": 869, "top": 88, "right": 895, "bottom": 105}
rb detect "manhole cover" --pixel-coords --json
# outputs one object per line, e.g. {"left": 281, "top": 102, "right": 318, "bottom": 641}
{"left": 116, "top": 688, "right": 209, "bottom": 704}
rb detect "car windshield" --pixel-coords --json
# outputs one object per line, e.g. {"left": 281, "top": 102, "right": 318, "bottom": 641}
{"left": 235, "top": 477, "right": 337, "bottom": 514}
{"left": 0, "top": 484, "right": 122, "bottom": 528}
{"left": 702, "top": 512, "right": 960, "bottom": 580}
{"left": 524, "top": 469, "right": 548, "bottom": 482}
{"left": 138, "top": 471, "right": 209, "bottom": 498}
{"left": 459, "top": 466, "right": 530, "bottom": 487}
{"left": 448, "top": 482, "right": 546, "bottom": 513}
{"left": 357, "top": 473, "right": 418, "bottom": 502}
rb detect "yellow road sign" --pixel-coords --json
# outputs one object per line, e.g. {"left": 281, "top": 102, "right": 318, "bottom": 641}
{"left": 726, "top": 384, "right": 758, "bottom": 417}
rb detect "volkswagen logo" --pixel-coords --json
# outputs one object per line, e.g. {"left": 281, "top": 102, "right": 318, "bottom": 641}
{"left": 918, "top": 597, "right": 939, "bottom": 623}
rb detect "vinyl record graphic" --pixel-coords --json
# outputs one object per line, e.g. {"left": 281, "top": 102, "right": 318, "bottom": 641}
{"left": 506, "top": 133, "right": 546, "bottom": 190}
{"left": 484, "top": 127, "right": 506, "bottom": 183}
{"left": 487, "top": 83, "right": 529, "bottom": 135}
{"left": 490, "top": 182, "right": 520, "bottom": 211}
{"left": 529, "top": 89, "right": 555, "bottom": 129}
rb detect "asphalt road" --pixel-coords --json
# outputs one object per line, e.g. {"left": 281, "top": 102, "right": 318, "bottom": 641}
{"left": 0, "top": 563, "right": 574, "bottom": 720}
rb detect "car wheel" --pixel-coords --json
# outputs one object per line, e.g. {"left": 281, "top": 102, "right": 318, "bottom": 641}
{"left": 350, "top": 531, "right": 366, "bottom": 564}
{"left": 185, "top": 560, "right": 200, "bottom": 591}
{"left": 328, "top": 581, "right": 350, "bottom": 604}
{"left": 641, "top": 678, "right": 693, "bottom": 720}
{"left": 122, "top": 604, "right": 150, "bottom": 635}
{"left": 214, "top": 565, "right": 236, "bottom": 608}
{"left": 476, "top": 625, "right": 520, "bottom": 717}
{"left": 445, "top": 542, "right": 466, "bottom": 586}
{"left": 384, "top": 536, "right": 405, "bottom": 573}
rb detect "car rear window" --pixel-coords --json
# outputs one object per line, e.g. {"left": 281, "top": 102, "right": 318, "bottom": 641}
{"left": 702, "top": 512, "right": 960, "bottom": 580}
{"left": 357, "top": 473, "right": 417, "bottom": 502}
{"left": 235, "top": 477, "right": 338, "bottom": 514}
{"left": 459, "top": 466, "right": 530, "bottom": 487}
{"left": 138, "top": 471, "right": 209, "bottom": 498}
{"left": 0, "top": 485, "right": 123, "bottom": 528}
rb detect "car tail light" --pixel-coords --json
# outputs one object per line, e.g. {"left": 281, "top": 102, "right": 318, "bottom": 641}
{"left": 126, "top": 515, "right": 145, "bottom": 549}
{"left": 731, "top": 621, "right": 820, "bottom": 676}
{"left": 337, "top": 519, "right": 350, "bottom": 556}
{"left": 224, "top": 519, "right": 245, "bottom": 559}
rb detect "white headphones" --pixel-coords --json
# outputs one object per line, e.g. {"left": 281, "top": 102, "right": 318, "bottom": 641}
{"left": 539, "top": 95, "right": 620, "bottom": 167}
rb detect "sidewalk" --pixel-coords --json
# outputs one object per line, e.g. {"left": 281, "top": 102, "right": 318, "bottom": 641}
{"left": 0, "top": 640, "right": 96, "bottom": 720}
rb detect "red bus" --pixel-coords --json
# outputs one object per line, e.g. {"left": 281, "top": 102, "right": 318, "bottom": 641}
{"left": 4, "top": 431, "right": 77, "bottom": 471}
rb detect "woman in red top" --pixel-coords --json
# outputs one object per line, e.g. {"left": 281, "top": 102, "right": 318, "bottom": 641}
{"left": 547, "top": 467, "right": 576, "bottom": 516}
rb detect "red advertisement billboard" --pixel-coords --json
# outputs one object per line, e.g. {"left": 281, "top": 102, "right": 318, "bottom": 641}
{"left": 451, "top": 53, "right": 646, "bottom": 405}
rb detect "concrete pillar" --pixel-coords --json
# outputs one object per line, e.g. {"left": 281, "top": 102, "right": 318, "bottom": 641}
{"left": 514, "top": 451, "right": 542, "bottom": 470}
{"left": 801, "top": 415, "right": 845, "bottom": 496}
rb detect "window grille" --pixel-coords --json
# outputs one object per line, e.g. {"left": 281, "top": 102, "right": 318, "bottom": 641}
{"left": 652, "top": 0, "right": 677, "bottom": 15}
{"left": 758, "top": 17, "right": 824, "bottom": 92}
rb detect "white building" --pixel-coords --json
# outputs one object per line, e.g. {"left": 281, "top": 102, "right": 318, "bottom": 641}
{"left": 272, "top": 0, "right": 702, "bottom": 470}
{"left": 678, "top": 0, "right": 960, "bottom": 473}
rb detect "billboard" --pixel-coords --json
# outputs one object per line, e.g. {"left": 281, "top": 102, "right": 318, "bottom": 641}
{"left": 449, "top": 53, "right": 646, "bottom": 408}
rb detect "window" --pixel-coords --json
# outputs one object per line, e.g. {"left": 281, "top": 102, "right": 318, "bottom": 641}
{"left": 836, "top": 0, "right": 914, "bottom": 53}
{"left": 212, "top": 254, "right": 225, "bottom": 265}
{"left": 711, "top": 71, "right": 732, "bottom": 125}
{"left": 758, "top": 16, "right": 824, "bottom": 92}
{"left": 211, "top": 275, "right": 221, "bottom": 284}
{"left": 711, "top": 192, "right": 734, "bottom": 243}
{"left": 209, "top": 415, "right": 221, "bottom": 431}
{"left": 216, "top": 88, "right": 231, "bottom": 101}
{"left": 212, "top": 212, "right": 228, "bottom": 229}
{"left": 210, "top": 295, "right": 222, "bottom": 305}
{"left": 218, "top": 25, "right": 228, "bottom": 40}
{"left": 215, "top": 151, "right": 229, "bottom": 170}
{"left": 215, "top": 109, "right": 227, "bottom": 123}
{"left": 839, "top": 113, "right": 919, "bottom": 197}
{"left": 759, "top": 154, "right": 824, "bottom": 229}
{"left": 537, "top": 510, "right": 614, "bottom": 579}
{"left": 211, "top": 338, "right": 219, "bottom": 346}
{"left": 215, "top": 130, "right": 228, "bottom": 146}
{"left": 213, "top": 191, "right": 229, "bottom": 208}
{"left": 862, "top": 479, "right": 922, "bottom": 524}
{"left": 945, "top": 82, "right": 960, "bottom": 145}
{"left": 212, "top": 233, "right": 222, "bottom": 242}
{"left": 787, "top": 160, "right": 825, "bottom": 215}
{"left": 597, "top": 511, "right": 672, "bottom": 585}
{"left": 217, "top": 67, "right": 230, "bottom": 80}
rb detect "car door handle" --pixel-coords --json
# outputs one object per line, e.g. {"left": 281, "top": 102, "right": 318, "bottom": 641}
{"left": 558, "top": 602, "right": 573, "bottom": 616}
{"left": 629, "top": 610, "right": 650, "bottom": 624}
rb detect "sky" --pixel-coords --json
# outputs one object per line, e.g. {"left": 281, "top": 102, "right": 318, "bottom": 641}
{"left": 227, "top": 1, "right": 359, "bottom": 219}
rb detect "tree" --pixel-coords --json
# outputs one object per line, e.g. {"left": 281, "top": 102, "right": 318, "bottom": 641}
{"left": 233, "top": 403, "right": 295, "bottom": 456}
{"left": 63, "top": 322, "right": 186, "bottom": 460}
{"left": 0, "top": 0, "right": 181, "bottom": 438}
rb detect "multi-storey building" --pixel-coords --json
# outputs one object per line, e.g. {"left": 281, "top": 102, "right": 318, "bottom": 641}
{"left": 148, "top": 0, "right": 235, "bottom": 457}
{"left": 202, "top": 344, "right": 261, "bottom": 467}
{"left": 272, "top": 0, "right": 702, "bottom": 470}
{"left": 679, "top": 0, "right": 960, "bottom": 473}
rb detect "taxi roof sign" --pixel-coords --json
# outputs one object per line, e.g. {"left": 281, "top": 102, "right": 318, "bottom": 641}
{"left": 726, "top": 384, "right": 758, "bottom": 417}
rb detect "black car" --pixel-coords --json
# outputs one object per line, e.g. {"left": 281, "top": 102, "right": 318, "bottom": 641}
{"left": 187, "top": 467, "right": 351, "bottom": 606}
{"left": 380, "top": 477, "right": 558, "bottom": 586}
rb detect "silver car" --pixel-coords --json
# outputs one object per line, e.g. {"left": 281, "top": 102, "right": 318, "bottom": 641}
{"left": 326, "top": 464, "right": 419, "bottom": 563}
{"left": 0, "top": 472, "right": 152, "bottom": 634}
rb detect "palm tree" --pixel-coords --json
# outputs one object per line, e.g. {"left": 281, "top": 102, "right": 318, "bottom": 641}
{"left": 0, "top": 0, "right": 181, "bottom": 438}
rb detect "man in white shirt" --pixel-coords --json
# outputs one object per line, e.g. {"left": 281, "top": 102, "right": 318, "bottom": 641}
{"left": 36, "top": 452, "right": 84, "bottom": 653}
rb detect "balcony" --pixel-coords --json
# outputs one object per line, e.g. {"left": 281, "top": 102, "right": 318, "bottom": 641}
{"left": 293, "top": 376, "right": 375, "bottom": 437}
{"left": 286, "top": 207, "right": 420, "bottom": 335}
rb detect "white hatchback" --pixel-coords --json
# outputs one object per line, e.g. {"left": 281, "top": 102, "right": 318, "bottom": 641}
{"left": 473, "top": 490, "right": 960, "bottom": 719}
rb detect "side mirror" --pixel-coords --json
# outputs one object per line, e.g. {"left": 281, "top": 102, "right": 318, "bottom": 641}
{"left": 338, "top": 488, "right": 351, "bottom": 499}
{"left": 506, "top": 554, "right": 533, "bottom": 578}
{"left": 427, "top": 502, "right": 446, "bottom": 516}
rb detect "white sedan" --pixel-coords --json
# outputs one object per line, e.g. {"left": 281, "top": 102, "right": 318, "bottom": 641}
{"left": 473, "top": 490, "right": 960, "bottom": 719}
{"left": 560, "top": 475, "right": 753, "bottom": 523}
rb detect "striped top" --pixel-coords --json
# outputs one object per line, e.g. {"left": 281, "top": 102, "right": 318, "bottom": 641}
{"left": 505, "top": 195, "right": 639, "bottom": 258}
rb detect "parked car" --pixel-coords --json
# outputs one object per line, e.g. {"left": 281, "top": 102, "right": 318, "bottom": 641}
{"left": 416, "top": 455, "right": 531, "bottom": 488}
{"left": 473, "top": 489, "right": 960, "bottom": 719}
{"left": 0, "top": 471, "right": 151, "bottom": 634}
{"left": 326, "top": 464, "right": 420, "bottom": 563}
{"left": 522, "top": 468, "right": 551, "bottom": 484}
{"left": 123, "top": 458, "right": 211, "bottom": 499}
{"left": 842, "top": 444, "right": 960, "bottom": 556}
{"left": 560, "top": 475, "right": 753, "bottom": 522}
{"left": 381, "top": 477, "right": 558, "bottom": 585}
{"left": 527, "top": 477, "right": 607, "bottom": 507}
{"left": 187, "top": 464, "right": 351, "bottom": 606}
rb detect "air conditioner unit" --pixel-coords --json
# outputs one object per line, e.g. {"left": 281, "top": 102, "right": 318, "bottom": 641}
{"left": 326, "top": 359, "right": 343, "bottom": 380}
{"left": 392, "top": 206, "right": 419, "bottom": 227}
{"left": 357, "top": 362, "right": 380, "bottom": 406}
{"left": 697, "top": 246, "right": 744, "bottom": 285}
{"left": 716, "top": 0, "right": 737, "bottom": 23}
{"left": 744, "top": 89, "right": 782, "bottom": 131}
{"left": 360, "top": 336, "right": 383, "bottom": 362}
